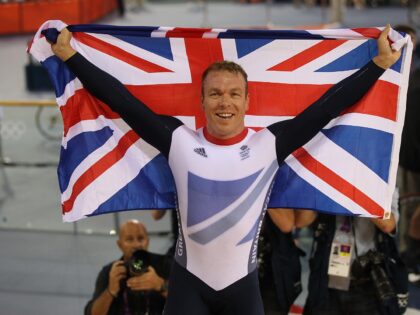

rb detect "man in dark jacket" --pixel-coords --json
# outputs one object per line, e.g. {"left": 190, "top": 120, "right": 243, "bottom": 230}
{"left": 85, "top": 220, "right": 171, "bottom": 315}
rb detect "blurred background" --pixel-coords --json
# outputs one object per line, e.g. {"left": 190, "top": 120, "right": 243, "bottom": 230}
{"left": 0, "top": 0, "right": 419, "bottom": 314}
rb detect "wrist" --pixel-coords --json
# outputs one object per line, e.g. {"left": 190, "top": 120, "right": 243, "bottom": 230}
{"left": 107, "top": 287, "right": 117, "bottom": 299}
{"left": 372, "top": 56, "right": 392, "bottom": 70}
{"left": 159, "top": 279, "right": 168, "bottom": 293}
{"left": 53, "top": 47, "right": 77, "bottom": 62}
{"left": 60, "top": 49, "right": 77, "bottom": 62}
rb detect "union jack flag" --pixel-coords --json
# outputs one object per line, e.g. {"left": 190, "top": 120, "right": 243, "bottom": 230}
{"left": 29, "top": 20, "right": 411, "bottom": 222}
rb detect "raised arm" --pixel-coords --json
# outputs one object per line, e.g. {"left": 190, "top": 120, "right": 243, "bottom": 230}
{"left": 268, "top": 25, "right": 401, "bottom": 163}
{"left": 51, "top": 28, "right": 182, "bottom": 158}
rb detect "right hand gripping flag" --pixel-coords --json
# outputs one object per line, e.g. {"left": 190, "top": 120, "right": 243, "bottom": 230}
{"left": 28, "top": 20, "right": 411, "bottom": 222}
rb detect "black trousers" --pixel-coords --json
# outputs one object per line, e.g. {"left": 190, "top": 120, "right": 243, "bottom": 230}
{"left": 304, "top": 280, "right": 381, "bottom": 315}
{"left": 164, "top": 262, "right": 264, "bottom": 315}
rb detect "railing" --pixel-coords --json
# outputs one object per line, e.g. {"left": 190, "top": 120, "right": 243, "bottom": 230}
{"left": 0, "top": 100, "right": 62, "bottom": 230}
{"left": 0, "top": 100, "right": 170, "bottom": 236}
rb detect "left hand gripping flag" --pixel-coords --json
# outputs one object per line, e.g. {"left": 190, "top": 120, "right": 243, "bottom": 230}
{"left": 28, "top": 20, "right": 411, "bottom": 222}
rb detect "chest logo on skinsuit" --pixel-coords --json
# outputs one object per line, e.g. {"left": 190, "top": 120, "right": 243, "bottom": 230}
{"left": 186, "top": 160, "right": 278, "bottom": 245}
{"left": 239, "top": 145, "right": 250, "bottom": 160}
{"left": 193, "top": 147, "right": 208, "bottom": 158}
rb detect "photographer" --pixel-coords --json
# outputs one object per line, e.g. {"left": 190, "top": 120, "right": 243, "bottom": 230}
{"left": 304, "top": 190, "right": 408, "bottom": 315}
{"left": 85, "top": 220, "right": 171, "bottom": 315}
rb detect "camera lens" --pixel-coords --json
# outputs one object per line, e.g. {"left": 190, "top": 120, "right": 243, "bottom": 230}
{"left": 128, "top": 250, "right": 150, "bottom": 277}
{"left": 370, "top": 265, "right": 395, "bottom": 303}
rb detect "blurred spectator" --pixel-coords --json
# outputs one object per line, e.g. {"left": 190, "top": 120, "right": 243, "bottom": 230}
{"left": 84, "top": 219, "right": 171, "bottom": 315}
{"left": 130, "top": 0, "right": 146, "bottom": 11}
{"left": 395, "top": 24, "right": 420, "bottom": 286}
{"left": 403, "top": 207, "right": 420, "bottom": 286}
{"left": 117, "top": 0, "right": 125, "bottom": 17}
{"left": 258, "top": 209, "right": 315, "bottom": 315}
{"left": 352, "top": 0, "right": 366, "bottom": 9}
{"left": 293, "top": 0, "right": 316, "bottom": 8}
{"left": 239, "top": 0, "right": 266, "bottom": 3}
{"left": 394, "top": 25, "right": 418, "bottom": 69}
{"left": 303, "top": 190, "right": 408, "bottom": 315}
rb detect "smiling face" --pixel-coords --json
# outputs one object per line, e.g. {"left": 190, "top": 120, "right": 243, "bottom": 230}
{"left": 201, "top": 69, "right": 249, "bottom": 139}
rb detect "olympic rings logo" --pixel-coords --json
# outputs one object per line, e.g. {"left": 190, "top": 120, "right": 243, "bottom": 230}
{"left": 0, "top": 121, "right": 27, "bottom": 141}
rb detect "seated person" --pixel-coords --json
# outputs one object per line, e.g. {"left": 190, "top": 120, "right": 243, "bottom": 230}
{"left": 85, "top": 219, "right": 171, "bottom": 315}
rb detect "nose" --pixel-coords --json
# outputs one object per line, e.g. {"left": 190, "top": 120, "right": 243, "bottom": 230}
{"left": 218, "top": 93, "right": 230, "bottom": 107}
{"left": 133, "top": 239, "right": 143, "bottom": 249}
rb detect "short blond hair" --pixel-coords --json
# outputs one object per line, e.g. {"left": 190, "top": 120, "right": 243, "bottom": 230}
{"left": 201, "top": 61, "right": 248, "bottom": 95}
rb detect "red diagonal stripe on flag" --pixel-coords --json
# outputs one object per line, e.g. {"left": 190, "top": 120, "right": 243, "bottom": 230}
{"left": 62, "top": 130, "right": 139, "bottom": 214}
{"left": 293, "top": 148, "right": 384, "bottom": 217}
{"left": 166, "top": 28, "right": 213, "bottom": 38}
{"left": 73, "top": 32, "right": 173, "bottom": 73}
{"left": 268, "top": 40, "right": 346, "bottom": 71}
{"left": 351, "top": 28, "right": 381, "bottom": 39}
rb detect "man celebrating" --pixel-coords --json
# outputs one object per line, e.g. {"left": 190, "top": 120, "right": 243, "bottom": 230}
{"left": 85, "top": 220, "right": 171, "bottom": 315}
{"left": 53, "top": 25, "right": 400, "bottom": 315}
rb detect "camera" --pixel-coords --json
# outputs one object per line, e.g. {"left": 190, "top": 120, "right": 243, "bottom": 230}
{"left": 126, "top": 249, "right": 151, "bottom": 278}
{"left": 351, "top": 250, "right": 395, "bottom": 304}
{"left": 125, "top": 250, "right": 154, "bottom": 314}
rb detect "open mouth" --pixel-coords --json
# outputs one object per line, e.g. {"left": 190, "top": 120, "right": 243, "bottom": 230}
{"left": 216, "top": 113, "right": 234, "bottom": 119}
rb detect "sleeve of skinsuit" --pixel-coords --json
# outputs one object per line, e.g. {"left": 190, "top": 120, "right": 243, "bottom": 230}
{"left": 65, "top": 53, "right": 183, "bottom": 159}
{"left": 267, "top": 61, "right": 385, "bottom": 163}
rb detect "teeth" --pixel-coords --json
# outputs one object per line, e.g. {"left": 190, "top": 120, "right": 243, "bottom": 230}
{"left": 217, "top": 113, "right": 233, "bottom": 118}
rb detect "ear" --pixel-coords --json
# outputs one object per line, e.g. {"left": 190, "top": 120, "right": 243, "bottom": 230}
{"left": 245, "top": 93, "right": 250, "bottom": 111}
{"left": 201, "top": 95, "right": 205, "bottom": 110}
{"left": 117, "top": 239, "right": 122, "bottom": 251}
